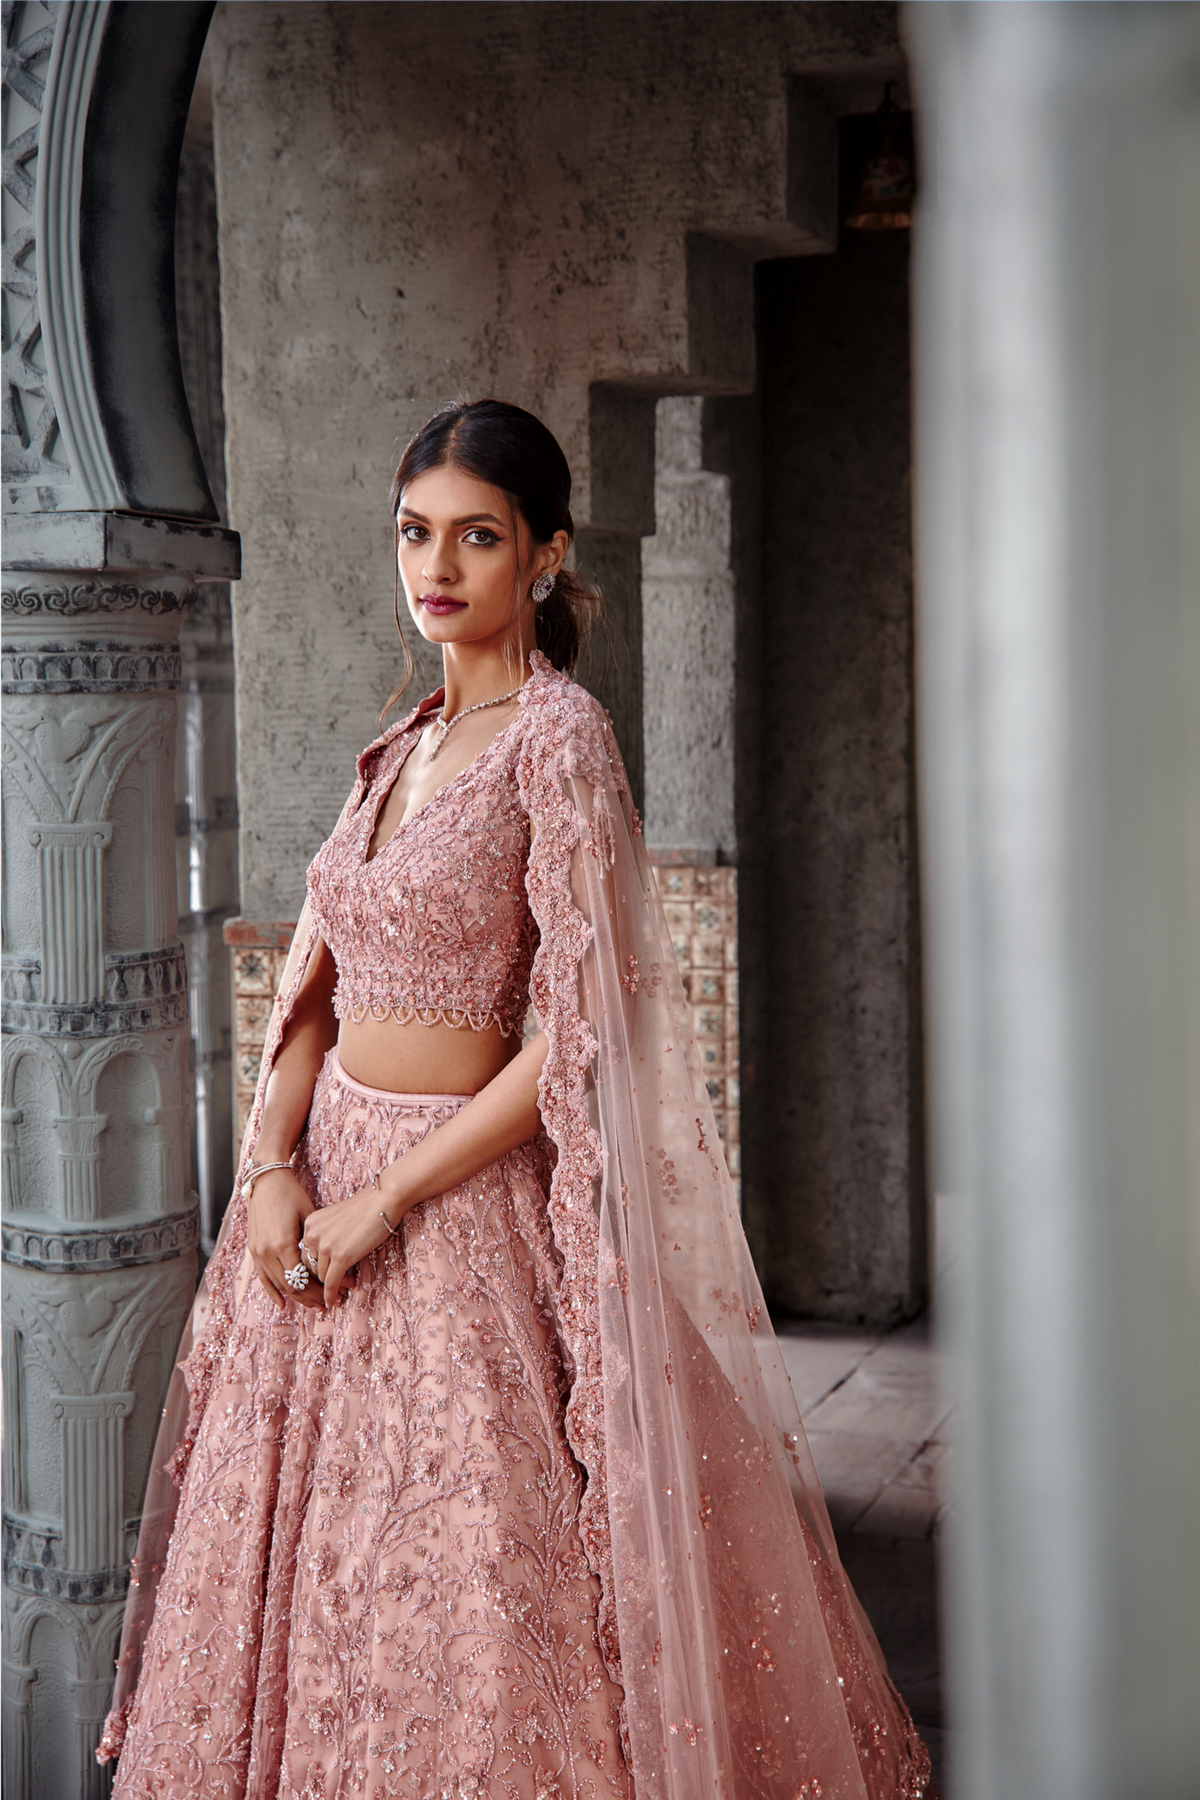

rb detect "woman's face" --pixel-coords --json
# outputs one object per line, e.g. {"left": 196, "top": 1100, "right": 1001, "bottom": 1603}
{"left": 396, "top": 462, "right": 561, "bottom": 655}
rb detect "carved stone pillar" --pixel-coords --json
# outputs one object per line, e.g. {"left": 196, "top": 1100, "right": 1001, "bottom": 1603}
{"left": 1, "top": 3, "right": 238, "bottom": 1791}
{"left": 1, "top": 569, "right": 232, "bottom": 1794}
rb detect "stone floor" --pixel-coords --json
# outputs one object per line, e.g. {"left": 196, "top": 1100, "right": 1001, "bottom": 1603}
{"left": 776, "top": 1313, "right": 951, "bottom": 1793}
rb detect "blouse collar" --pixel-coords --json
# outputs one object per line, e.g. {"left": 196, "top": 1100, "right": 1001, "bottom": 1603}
{"left": 356, "top": 653, "right": 563, "bottom": 781}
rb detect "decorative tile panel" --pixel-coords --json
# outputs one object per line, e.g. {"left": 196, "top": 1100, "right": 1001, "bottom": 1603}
{"left": 223, "top": 919, "right": 295, "bottom": 1148}
{"left": 651, "top": 864, "right": 740, "bottom": 1196}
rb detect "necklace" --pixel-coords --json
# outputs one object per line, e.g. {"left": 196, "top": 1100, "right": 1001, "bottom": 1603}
{"left": 427, "top": 683, "right": 523, "bottom": 761}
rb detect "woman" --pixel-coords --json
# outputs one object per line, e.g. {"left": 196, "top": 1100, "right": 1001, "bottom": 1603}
{"left": 99, "top": 401, "right": 932, "bottom": 1799}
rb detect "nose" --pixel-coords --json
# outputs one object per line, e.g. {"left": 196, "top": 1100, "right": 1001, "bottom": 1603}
{"left": 420, "top": 533, "right": 456, "bottom": 584}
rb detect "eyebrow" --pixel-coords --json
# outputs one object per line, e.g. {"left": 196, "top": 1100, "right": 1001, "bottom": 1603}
{"left": 398, "top": 509, "right": 506, "bottom": 528}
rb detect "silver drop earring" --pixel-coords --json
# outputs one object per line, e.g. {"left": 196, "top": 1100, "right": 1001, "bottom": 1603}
{"left": 532, "top": 571, "right": 555, "bottom": 605}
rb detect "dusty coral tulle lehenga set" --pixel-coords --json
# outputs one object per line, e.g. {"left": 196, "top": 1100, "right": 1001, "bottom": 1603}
{"left": 98, "top": 655, "right": 933, "bottom": 1800}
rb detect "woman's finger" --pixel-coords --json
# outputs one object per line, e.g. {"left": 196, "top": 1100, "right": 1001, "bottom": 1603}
{"left": 280, "top": 1245, "right": 324, "bottom": 1308}
{"left": 323, "top": 1257, "right": 351, "bottom": 1310}
{"left": 251, "top": 1253, "right": 285, "bottom": 1309}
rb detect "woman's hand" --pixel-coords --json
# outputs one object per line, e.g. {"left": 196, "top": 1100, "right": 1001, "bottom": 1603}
{"left": 246, "top": 1167, "right": 323, "bottom": 1310}
{"left": 300, "top": 1185, "right": 399, "bottom": 1309}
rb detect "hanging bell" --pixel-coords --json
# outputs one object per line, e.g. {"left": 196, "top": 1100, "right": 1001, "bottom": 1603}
{"left": 845, "top": 83, "right": 914, "bottom": 230}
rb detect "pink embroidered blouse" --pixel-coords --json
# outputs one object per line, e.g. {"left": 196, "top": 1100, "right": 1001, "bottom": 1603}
{"left": 305, "top": 695, "right": 538, "bottom": 1036}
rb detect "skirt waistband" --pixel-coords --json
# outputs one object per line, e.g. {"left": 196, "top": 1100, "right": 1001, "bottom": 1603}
{"left": 327, "top": 1048, "right": 474, "bottom": 1110}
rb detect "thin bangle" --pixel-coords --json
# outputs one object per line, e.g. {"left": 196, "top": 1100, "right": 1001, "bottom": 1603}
{"left": 370, "top": 1167, "right": 401, "bottom": 1236}
{"left": 241, "top": 1159, "right": 293, "bottom": 1202}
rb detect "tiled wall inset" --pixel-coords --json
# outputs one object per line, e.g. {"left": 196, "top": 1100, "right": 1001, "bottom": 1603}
{"left": 651, "top": 864, "right": 740, "bottom": 1196}
{"left": 224, "top": 921, "right": 297, "bottom": 1150}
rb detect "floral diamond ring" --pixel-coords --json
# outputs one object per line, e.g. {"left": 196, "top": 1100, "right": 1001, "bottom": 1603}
{"left": 284, "top": 1262, "right": 310, "bottom": 1292}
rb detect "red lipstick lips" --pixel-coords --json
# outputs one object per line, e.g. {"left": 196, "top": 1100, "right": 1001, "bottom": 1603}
{"left": 420, "top": 593, "right": 468, "bottom": 615}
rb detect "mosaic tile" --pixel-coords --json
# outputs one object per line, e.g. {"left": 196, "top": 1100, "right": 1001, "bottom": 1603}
{"left": 234, "top": 949, "right": 273, "bottom": 994}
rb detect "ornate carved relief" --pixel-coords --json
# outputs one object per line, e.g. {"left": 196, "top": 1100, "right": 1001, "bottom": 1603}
{"left": 1, "top": 1638, "right": 37, "bottom": 1797}
{"left": 1, "top": 0, "right": 67, "bottom": 502}
{"left": 2, "top": 580, "right": 193, "bottom": 616}
{"left": 0, "top": 1257, "right": 188, "bottom": 1412}
{"left": 2, "top": 695, "right": 175, "bottom": 1022}
{"left": 3, "top": 1585, "right": 125, "bottom": 1798}
{"left": 0, "top": 759, "right": 5, "bottom": 957}
{"left": 2, "top": 1027, "right": 183, "bottom": 1220}
{"left": 54, "top": 1391, "right": 134, "bottom": 1570}
{"left": 1, "top": 692, "right": 174, "bottom": 826}
{"left": 1, "top": 1197, "right": 201, "bottom": 1271}
{"left": 1, "top": 1255, "right": 194, "bottom": 1611}
{"left": 2, "top": 640, "right": 182, "bottom": 692}
{"left": 1, "top": 1103, "right": 22, "bottom": 1204}
{"left": 139, "top": 740, "right": 175, "bottom": 947}
{"left": 4, "top": 1512, "right": 133, "bottom": 1601}
{"left": 2, "top": 3, "right": 239, "bottom": 1776}
{"left": 2, "top": 941, "right": 189, "bottom": 1035}
{"left": 27, "top": 818, "right": 112, "bottom": 1004}
{"left": 2, "top": 1321, "right": 26, "bottom": 1510}
{"left": 49, "top": 1110, "right": 105, "bottom": 1219}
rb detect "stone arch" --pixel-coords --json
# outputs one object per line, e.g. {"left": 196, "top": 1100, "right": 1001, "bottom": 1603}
{"left": 3, "top": 1038, "right": 66, "bottom": 1214}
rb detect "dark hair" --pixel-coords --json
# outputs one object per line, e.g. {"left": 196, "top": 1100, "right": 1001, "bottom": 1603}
{"left": 381, "top": 399, "right": 600, "bottom": 721}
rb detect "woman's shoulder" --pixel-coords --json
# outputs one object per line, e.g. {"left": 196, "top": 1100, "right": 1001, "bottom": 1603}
{"left": 517, "top": 653, "right": 626, "bottom": 788}
{"left": 521, "top": 652, "right": 608, "bottom": 723}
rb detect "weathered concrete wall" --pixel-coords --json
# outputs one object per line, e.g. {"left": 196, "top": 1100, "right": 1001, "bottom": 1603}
{"left": 744, "top": 204, "right": 925, "bottom": 1324}
{"left": 208, "top": 0, "right": 904, "bottom": 919}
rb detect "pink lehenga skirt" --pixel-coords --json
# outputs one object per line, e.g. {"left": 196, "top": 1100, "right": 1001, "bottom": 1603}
{"left": 111, "top": 1050, "right": 632, "bottom": 1800}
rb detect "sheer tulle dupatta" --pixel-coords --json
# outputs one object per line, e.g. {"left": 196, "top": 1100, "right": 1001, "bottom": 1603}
{"left": 520, "top": 669, "right": 931, "bottom": 1800}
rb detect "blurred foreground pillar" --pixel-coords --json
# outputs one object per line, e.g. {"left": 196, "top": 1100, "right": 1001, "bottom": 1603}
{"left": 908, "top": 6, "right": 1200, "bottom": 1799}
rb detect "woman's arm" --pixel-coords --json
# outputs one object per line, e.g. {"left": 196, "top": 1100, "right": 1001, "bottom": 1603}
{"left": 245, "top": 936, "right": 340, "bottom": 1309}
{"left": 301, "top": 1027, "right": 549, "bottom": 1307}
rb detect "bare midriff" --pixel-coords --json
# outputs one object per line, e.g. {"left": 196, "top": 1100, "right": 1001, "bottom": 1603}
{"left": 335, "top": 1013, "right": 522, "bottom": 1097}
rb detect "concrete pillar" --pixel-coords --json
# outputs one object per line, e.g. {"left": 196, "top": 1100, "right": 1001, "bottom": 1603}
{"left": 642, "top": 398, "right": 742, "bottom": 1189}
{"left": 0, "top": 4, "right": 239, "bottom": 1791}
{"left": 909, "top": 4, "right": 1200, "bottom": 1795}
{"left": 642, "top": 397, "right": 737, "bottom": 863}
{"left": 175, "top": 71, "right": 238, "bottom": 1249}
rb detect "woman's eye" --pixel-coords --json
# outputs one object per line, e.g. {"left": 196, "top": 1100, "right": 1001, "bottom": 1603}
{"left": 464, "top": 529, "right": 498, "bottom": 546}
{"left": 400, "top": 524, "right": 426, "bottom": 543}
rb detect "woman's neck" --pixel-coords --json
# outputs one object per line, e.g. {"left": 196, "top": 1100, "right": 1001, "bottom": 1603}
{"left": 439, "top": 641, "right": 532, "bottom": 718}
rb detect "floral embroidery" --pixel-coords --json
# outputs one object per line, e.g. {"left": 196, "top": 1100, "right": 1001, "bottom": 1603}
{"left": 109, "top": 1057, "right": 630, "bottom": 1798}
{"left": 306, "top": 710, "right": 538, "bottom": 1040}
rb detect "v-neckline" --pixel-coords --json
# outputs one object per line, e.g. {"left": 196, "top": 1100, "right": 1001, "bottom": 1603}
{"left": 362, "top": 700, "right": 524, "bottom": 864}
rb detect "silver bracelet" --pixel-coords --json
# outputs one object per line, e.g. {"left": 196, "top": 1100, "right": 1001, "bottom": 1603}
{"left": 371, "top": 1168, "right": 401, "bottom": 1236}
{"left": 240, "top": 1159, "right": 293, "bottom": 1202}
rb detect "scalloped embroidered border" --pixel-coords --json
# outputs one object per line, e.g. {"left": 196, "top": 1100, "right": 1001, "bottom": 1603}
{"left": 335, "top": 998, "right": 520, "bottom": 1036}
{"left": 517, "top": 682, "right": 625, "bottom": 1707}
